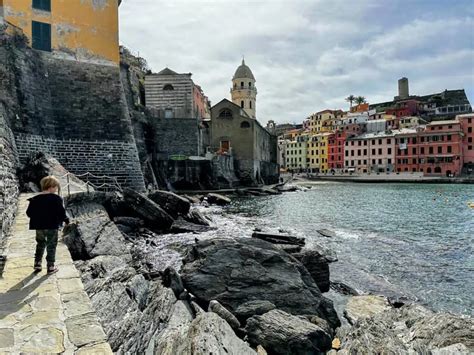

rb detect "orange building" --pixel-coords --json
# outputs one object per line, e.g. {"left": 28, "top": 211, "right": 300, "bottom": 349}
{"left": 0, "top": 0, "right": 121, "bottom": 65}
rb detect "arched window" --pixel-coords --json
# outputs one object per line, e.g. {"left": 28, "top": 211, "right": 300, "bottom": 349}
{"left": 219, "top": 109, "right": 233, "bottom": 118}
{"left": 249, "top": 101, "right": 252, "bottom": 109}
{"left": 163, "top": 84, "right": 174, "bottom": 91}
{"left": 241, "top": 101, "right": 244, "bottom": 108}
{"left": 427, "top": 167, "right": 432, "bottom": 174}
{"left": 434, "top": 167, "right": 442, "bottom": 173}
{"left": 241, "top": 121, "right": 250, "bottom": 128}
{"left": 249, "top": 82, "right": 252, "bottom": 88}
{"left": 241, "top": 81, "right": 244, "bottom": 88}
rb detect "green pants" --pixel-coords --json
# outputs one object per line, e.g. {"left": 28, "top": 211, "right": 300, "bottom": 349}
{"left": 35, "top": 230, "right": 58, "bottom": 265}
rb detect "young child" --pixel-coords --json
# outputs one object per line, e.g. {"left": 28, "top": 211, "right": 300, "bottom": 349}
{"left": 26, "top": 176, "right": 69, "bottom": 274}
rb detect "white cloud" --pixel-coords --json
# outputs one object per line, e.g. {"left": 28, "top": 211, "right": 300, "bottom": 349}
{"left": 120, "top": 0, "right": 474, "bottom": 124}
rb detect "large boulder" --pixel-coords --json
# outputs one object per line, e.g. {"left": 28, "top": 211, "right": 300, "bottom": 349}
{"left": 206, "top": 193, "right": 231, "bottom": 206}
{"left": 293, "top": 250, "right": 330, "bottom": 293}
{"left": 339, "top": 304, "right": 474, "bottom": 353}
{"left": 63, "top": 202, "right": 130, "bottom": 260}
{"left": 245, "top": 309, "right": 332, "bottom": 354}
{"left": 153, "top": 311, "right": 256, "bottom": 355}
{"left": 148, "top": 190, "right": 191, "bottom": 218}
{"left": 184, "top": 209, "right": 211, "bottom": 226}
{"left": 180, "top": 238, "right": 340, "bottom": 329}
{"left": 123, "top": 188, "right": 174, "bottom": 231}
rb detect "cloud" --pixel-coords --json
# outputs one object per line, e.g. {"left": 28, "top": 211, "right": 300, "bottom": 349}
{"left": 120, "top": 0, "right": 474, "bottom": 124}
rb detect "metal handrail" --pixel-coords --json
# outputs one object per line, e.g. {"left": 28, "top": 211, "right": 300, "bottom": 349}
{"left": 58, "top": 172, "right": 123, "bottom": 196}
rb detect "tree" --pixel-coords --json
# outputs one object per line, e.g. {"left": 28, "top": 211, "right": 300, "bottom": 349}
{"left": 345, "top": 95, "right": 355, "bottom": 109}
{"left": 355, "top": 96, "right": 367, "bottom": 105}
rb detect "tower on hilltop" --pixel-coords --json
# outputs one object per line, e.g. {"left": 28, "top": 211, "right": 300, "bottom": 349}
{"left": 231, "top": 58, "right": 257, "bottom": 119}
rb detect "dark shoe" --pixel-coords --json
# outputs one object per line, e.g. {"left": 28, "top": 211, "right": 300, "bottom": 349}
{"left": 34, "top": 261, "right": 42, "bottom": 272}
{"left": 47, "top": 265, "right": 58, "bottom": 274}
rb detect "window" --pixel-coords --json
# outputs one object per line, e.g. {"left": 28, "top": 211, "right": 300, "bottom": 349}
{"left": 241, "top": 101, "right": 244, "bottom": 108}
{"left": 32, "top": 21, "right": 51, "bottom": 52}
{"left": 421, "top": 137, "right": 425, "bottom": 142}
{"left": 469, "top": 146, "right": 473, "bottom": 150}
{"left": 429, "top": 147, "right": 433, "bottom": 154}
{"left": 240, "top": 121, "right": 250, "bottom": 128}
{"left": 357, "top": 149, "right": 361, "bottom": 156}
{"left": 447, "top": 135, "right": 452, "bottom": 141}
{"left": 163, "top": 84, "right": 174, "bottom": 90}
{"left": 388, "top": 159, "right": 392, "bottom": 164}
{"left": 378, "top": 148, "right": 382, "bottom": 155}
{"left": 378, "top": 159, "right": 382, "bottom": 164}
{"left": 241, "top": 82, "right": 244, "bottom": 88}
{"left": 412, "top": 137, "right": 416, "bottom": 144}
{"left": 372, "top": 159, "right": 376, "bottom": 164}
{"left": 33, "top": 0, "right": 51, "bottom": 11}
{"left": 412, "top": 148, "right": 416, "bottom": 155}
{"left": 387, "top": 148, "right": 392, "bottom": 155}
{"left": 438, "top": 146, "right": 442, "bottom": 154}
{"left": 447, "top": 146, "right": 452, "bottom": 153}
{"left": 364, "top": 149, "right": 367, "bottom": 155}
{"left": 219, "top": 109, "right": 233, "bottom": 118}
{"left": 249, "top": 82, "right": 252, "bottom": 88}
{"left": 249, "top": 101, "right": 252, "bottom": 109}
{"left": 164, "top": 108, "right": 173, "bottom": 119}
{"left": 372, "top": 149, "right": 375, "bottom": 155}
{"left": 378, "top": 139, "right": 382, "bottom": 145}
{"left": 468, "top": 127, "right": 472, "bottom": 133}
{"left": 387, "top": 139, "right": 391, "bottom": 144}
{"left": 421, "top": 147, "right": 425, "bottom": 154}
{"left": 469, "top": 137, "right": 473, "bottom": 143}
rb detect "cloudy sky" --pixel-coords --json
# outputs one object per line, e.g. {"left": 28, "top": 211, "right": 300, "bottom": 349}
{"left": 119, "top": 0, "right": 474, "bottom": 125}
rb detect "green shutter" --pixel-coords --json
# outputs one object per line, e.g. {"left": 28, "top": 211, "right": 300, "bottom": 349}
{"left": 32, "top": 21, "right": 51, "bottom": 52}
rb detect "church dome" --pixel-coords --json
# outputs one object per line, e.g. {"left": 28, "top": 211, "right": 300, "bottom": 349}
{"left": 233, "top": 59, "right": 255, "bottom": 80}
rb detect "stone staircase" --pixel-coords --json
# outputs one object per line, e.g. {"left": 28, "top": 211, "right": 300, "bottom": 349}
{"left": 0, "top": 194, "right": 112, "bottom": 354}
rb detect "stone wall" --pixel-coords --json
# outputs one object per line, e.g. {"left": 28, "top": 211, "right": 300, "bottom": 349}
{"left": 15, "top": 134, "right": 144, "bottom": 191}
{"left": 0, "top": 104, "right": 19, "bottom": 252}
{"left": 152, "top": 117, "right": 201, "bottom": 158}
{"left": 0, "top": 26, "right": 145, "bottom": 191}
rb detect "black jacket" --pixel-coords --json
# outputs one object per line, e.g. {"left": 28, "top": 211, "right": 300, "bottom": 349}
{"left": 26, "top": 193, "right": 70, "bottom": 230}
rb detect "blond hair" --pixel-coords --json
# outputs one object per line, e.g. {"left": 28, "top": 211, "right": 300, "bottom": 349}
{"left": 40, "top": 176, "right": 60, "bottom": 191}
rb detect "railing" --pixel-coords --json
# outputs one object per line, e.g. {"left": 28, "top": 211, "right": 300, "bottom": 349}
{"left": 59, "top": 172, "right": 123, "bottom": 197}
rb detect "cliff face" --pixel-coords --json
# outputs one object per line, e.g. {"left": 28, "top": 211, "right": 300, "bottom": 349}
{"left": 0, "top": 27, "right": 145, "bottom": 191}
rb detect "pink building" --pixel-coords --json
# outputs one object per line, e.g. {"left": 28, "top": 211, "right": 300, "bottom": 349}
{"left": 457, "top": 113, "right": 474, "bottom": 175}
{"left": 344, "top": 132, "right": 396, "bottom": 173}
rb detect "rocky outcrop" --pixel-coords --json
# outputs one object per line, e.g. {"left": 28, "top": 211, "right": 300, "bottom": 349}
{"left": 184, "top": 209, "right": 211, "bottom": 226}
{"left": 180, "top": 238, "right": 340, "bottom": 329}
{"left": 123, "top": 188, "right": 174, "bottom": 231}
{"left": 148, "top": 190, "right": 190, "bottom": 218}
{"left": 245, "top": 310, "right": 332, "bottom": 354}
{"left": 206, "top": 193, "right": 231, "bottom": 206}
{"left": 293, "top": 250, "right": 330, "bottom": 293}
{"left": 343, "top": 295, "right": 391, "bottom": 325}
{"left": 64, "top": 202, "right": 130, "bottom": 261}
{"left": 153, "top": 311, "right": 256, "bottom": 355}
{"left": 339, "top": 304, "right": 474, "bottom": 353}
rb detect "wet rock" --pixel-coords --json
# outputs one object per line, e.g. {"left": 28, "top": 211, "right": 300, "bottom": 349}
{"left": 180, "top": 238, "right": 340, "bottom": 329}
{"left": 209, "top": 300, "right": 241, "bottom": 331}
{"left": 170, "top": 217, "right": 214, "bottom": 234}
{"left": 206, "top": 193, "right": 231, "bottom": 206}
{"left": 293, "top": 250, "right": 330, "bottom": 292}
{"left": 330, "top": 281, "right": 359, "bottom": 296}
{"left": 317, "top": 229, "right": 336, "bottom": 238}
{"left": 251, "top": 232, "right": 305, "bottom": 246}
{"left": 344, "top": 295, "right": 392, "bottom": 325}
{"left": 148, "top": 190, "right": 191, "bottom": 218}
{"left": 182, "top": 194, "right": 201, "bottom": 204}
{"left": 123, "top": 188, "right": 174, "bottom": 231}
{"left": 234, "top": 300, "right": 276, "bottom": 321}
{"left": 184, "top": 209, "right": 212, "bottom": 226}
{"left": 154, "top": 311, "right": 256, "bottom": 355}
{"left": 339, "top": 304, "right": 474, "bottom": 353}
{"left": 245, "top": 309, "right": 332, "bottom": 354}
{"left": 113, "top": 217, "right": 144, "bottom": 229}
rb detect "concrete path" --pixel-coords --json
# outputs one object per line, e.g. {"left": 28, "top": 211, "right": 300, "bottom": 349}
{"left": 0, "top": 194, "right": 112, "bottom": 354}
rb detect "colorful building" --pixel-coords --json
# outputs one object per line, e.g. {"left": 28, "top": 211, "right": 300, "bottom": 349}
{"left": 315, "top": 132, "right": 331, "bottom": 173}
{"left": 328, "top": 130, "right": 353, "bottom": 172}
{"left": 285, "top": 134, "right": 308, "bottom": 171}
{"left": 1, "top": 0, "right": 121, "bottom": 65}
{"left": 395, "top": 121, "right": 463, "bottom": 176}
{"left": 456, "top": 114, "right": 474, "bottom": 175}
{"left": 345, "top": 132, "right": 396, "bottom": 173}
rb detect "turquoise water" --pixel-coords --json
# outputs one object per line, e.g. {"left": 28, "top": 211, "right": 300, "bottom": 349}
{"left": 226, "top": 183, "right": 474, "bottom": 315}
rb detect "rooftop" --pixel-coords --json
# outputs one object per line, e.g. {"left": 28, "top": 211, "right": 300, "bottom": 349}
{"left": 233, "top": 59, "right": 255, "bottom": 80}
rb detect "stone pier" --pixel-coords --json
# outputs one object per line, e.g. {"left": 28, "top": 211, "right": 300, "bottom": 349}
{"left": 0, "top": 194, "right": 112, "bottom": 354}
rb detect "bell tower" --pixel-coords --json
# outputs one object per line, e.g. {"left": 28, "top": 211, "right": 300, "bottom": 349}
{"left": 231, "top": 58, "right": 257, "bottom": 119}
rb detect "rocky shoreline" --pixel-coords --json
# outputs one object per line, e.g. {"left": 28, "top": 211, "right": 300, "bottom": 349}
{"left": 18, "top": 156, "right": 472, "bottom": 354}
{"left": 56, "top": 185, "right": 473, "bottom": 354}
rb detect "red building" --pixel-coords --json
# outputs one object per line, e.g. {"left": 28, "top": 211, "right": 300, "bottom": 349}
{"left": 328, "top": 130, "right": 351, "bottom": 171}
{"left": 395, "top": 121, "right": 463, "bottom": 176}
{"left": 386, "top": 99, "right": 421, "bottom": 118}
{"left": 457, "top": 113, "right": 474, "bottom": 175}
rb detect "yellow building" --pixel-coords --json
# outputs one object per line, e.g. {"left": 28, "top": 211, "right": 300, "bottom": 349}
{"left": 313, "top": 133, "right": 331, "bottom": 173}
{"left": 307, "top": 109, "right": 345, "bottom": 134}
{"left": 307, "top": 135, "right": 321, "bottom": 172}
{"left": 0, "top": 0, "right": 120, "bottom": 65}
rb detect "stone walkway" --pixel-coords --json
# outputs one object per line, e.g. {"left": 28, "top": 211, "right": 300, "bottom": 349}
{"left": 0, "top": 194, "right": 112, "bottom": 354}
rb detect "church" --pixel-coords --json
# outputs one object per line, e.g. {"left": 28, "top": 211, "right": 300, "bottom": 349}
{"left": 210, "top": 60, "right": 279, "bottom": 185}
